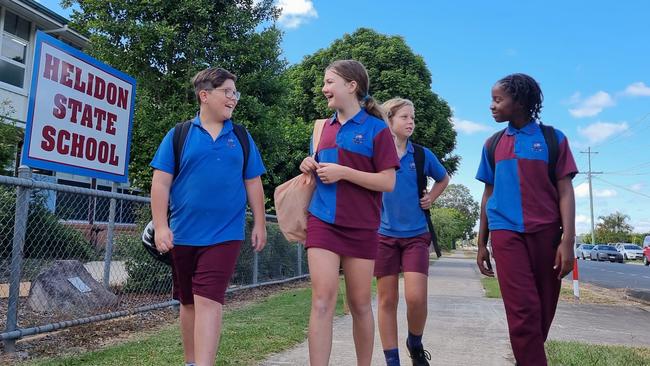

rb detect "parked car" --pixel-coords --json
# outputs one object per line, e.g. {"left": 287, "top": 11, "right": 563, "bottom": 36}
{"left": 615, "top": 243, "right": 644, "bottom": 260}
{"left": 575, "top": 244, "right": 595, "bottom": 260}
{"left": 589, "top": 245, "right": 624, "bottom": 263}
{"left": 644, "top": 236, "right": 650, "bottom": 266}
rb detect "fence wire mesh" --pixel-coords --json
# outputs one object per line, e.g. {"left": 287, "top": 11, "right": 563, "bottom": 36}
{"left": 0, "top": 175, "right": 306, "bottom": 346}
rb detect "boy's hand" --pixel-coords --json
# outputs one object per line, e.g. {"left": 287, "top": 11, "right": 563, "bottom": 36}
{"left": 419, "top": 190, "right": 433, "bottom": 209}
{"left": 476, "top": 246, "right": 494, "bottom": 277}
{"left": 154, "top": 226, "right": 174, "bottom": 253}
{"left": 251, "top": 223, "right": 267, "bottom": 252}
{"left": 554, "top": 239, "right": 575, "bottom": 279}
{"left": 316, "top": 163, "right": 348, "bottom": 184}
{"left": 300, "top": 156, "right": 320, "bottom": 174}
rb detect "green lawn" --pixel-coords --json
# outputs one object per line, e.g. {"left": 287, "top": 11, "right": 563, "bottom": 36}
{"left": 29, "top": 284, "right": 346, "bottom": 366}
{"left": 547, "top": 340, "right": 650, "bottom": 366}
{"left": 480, "top": 277, "right": 501, "bottom": 298}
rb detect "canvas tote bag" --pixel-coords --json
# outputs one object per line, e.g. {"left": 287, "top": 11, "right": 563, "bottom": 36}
{"left": 274, "top": 119, "right": 326, "bottom": 243}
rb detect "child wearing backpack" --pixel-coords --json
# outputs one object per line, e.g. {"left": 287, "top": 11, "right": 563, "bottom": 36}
{"left": 476, "top": 73, "right": 577, "bottom": 366}
{"left": 299, "top": 60, "right": 400, "bottom": 366}
{"left": 374, "top": 98, "right": 449, "bottom": 366}
{"left": 150, "top": 67, "right": 267, "bottom": 366}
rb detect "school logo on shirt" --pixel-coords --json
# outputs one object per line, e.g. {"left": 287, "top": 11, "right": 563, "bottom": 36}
{"left": 532, "top": 142, "right": 543, "bottom": 152}
{"left": 409, "top": 162, "right": 416, "bottom": 170}
{"left": 352, "top": 132, "right": 365, "bottom": 144}
{"left": 227, "top": 137, "right": 236, "bottom": 148}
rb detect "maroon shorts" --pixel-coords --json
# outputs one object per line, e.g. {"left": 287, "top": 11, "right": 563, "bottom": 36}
{"left": 305, "top": 214, "right": 379, "bottom": 259}
{"left": 374, "top": 232, "right": 431, "bottom": 277}
{"left": 170, "top": 240, "right": 242, "bottom": 305}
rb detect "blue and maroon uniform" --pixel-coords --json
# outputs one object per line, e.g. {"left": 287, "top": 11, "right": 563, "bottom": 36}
{"left": 305, "top": 109, "right": 400, "bottom": 259}
{"left": 476, "top": 120, "right": 577, "bottom": 366}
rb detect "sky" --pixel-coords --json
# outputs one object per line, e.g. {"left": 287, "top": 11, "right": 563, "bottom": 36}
{"left": 40, "top": 0, "right": 650, "bottom": 235}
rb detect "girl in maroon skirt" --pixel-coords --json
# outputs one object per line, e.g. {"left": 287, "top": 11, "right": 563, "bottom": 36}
{"left": 299, "top": 60, "right": 400, "bottom": 366}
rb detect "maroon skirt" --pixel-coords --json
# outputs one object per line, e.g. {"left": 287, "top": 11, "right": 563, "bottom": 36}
{"left": 305, "top": 214, "right": 379, "bottom": 259}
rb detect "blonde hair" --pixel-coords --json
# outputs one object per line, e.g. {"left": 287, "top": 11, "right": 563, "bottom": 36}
{"left": 382, "top": 98, "right": 414, "bottom": 127}
{"left": 326, "top": 60, "right": 386, "bottom": 121}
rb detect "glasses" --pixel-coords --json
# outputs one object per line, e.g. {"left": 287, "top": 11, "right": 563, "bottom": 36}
{"left": 209, "top": 87, "right": 241, "bottom": 101}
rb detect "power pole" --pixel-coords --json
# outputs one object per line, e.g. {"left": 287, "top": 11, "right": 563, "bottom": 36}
{"left": 579, "top": 147, "right": 602, "bottom": 244}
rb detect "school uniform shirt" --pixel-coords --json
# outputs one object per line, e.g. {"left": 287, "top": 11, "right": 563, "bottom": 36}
{"left": 379, "top": 141, "right": 447, "bottom": 238}
{"left": 150, "top": 116, "right": 266, "bottom": 246}
{"left": 475, "top": 120, "right": 577, "bottom": 233}
{"left": 308, "top": 108, "right": 400, "bottom": 230}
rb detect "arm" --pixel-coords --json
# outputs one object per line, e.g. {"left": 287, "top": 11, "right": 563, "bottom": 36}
{"left": 476, "top": 184, "right": 494, "bottom": 276}
{"left": 554, "top": 177, "right": 576, "bottom": 279}
{"left": 316, "top": 163, "right": 396, "bottom": 192}
{"left": 151, "top": 169, "right": 174, "bottom": 253}
{"left": 420, "top": 174, "right": 450, "bottom": 209}
{"left": 245, "top": 176, "right": 267, "bottom": 252}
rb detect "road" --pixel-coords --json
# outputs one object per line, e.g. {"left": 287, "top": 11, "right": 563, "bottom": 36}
{"left": 576, "top": 258, "right": 650, "bottom": 290}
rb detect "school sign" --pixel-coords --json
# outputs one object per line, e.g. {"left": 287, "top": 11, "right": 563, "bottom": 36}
{"left": 22, "top": 31, "right": 136, "bottom": 183}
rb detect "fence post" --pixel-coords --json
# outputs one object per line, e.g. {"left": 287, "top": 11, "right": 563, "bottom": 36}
{"left": 297, "top": 244, "right": 303, "bottom": 276}
{"left": 103, "top": 182, "right": 118, "bottom": 288}
{"left": 4, "top": 166, "right": 32, "bottom": 353}
{"left": 252, "top": 251, "right": 259, "bottom": 285}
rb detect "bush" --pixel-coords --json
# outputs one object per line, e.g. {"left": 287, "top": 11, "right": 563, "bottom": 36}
{"left": 120, "top": 230, "right": 172, "bottom": 294}
{"left": 0, "top": 186, "right": 94, "bottom": 261}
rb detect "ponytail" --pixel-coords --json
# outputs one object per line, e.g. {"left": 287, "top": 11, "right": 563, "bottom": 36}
{"left": 363, "top": 96, "right": 387, "bottom": 122}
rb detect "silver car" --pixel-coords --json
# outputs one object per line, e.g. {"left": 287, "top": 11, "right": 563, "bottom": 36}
{"left": 617, "top": 243, "right": 644, "bottom": 260}
{"left": 590, "top": 245, "right": 624, "bottom": 263}
{"left": 575, "top": 244, "right": 595, "bottom": 260}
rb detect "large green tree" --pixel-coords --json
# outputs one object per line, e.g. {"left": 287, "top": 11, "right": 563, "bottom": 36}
{"left": 433, "top": 184, "right": 479, "bottom": 239}
{"left": 63, "top": 0, "right": 308, "bottom": 201}
{"left": 582, "top": 211, "right": 635, "bottom": 243}
{"left": 430, "top": 207, "right": 465, "bottom": 250}
{"left": 284, "top": 28, "right": 458, "bottom": 174}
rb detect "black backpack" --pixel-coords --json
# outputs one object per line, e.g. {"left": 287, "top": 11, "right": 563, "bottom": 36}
{"left": 172, "top": 120, "right": 250, "bottom": 178}
{"left": 141, "top": 120, "right": 251, "bottom": 265}
{"left": 486, "top": 123, "right": 559, "bottom": 185}
{"left": 413, "top": 143, "right": 442, "bottom": 258}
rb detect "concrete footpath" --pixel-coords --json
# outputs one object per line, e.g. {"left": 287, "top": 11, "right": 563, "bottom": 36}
{"left": 262, "top": 252, "right": 650, "bottom": 365}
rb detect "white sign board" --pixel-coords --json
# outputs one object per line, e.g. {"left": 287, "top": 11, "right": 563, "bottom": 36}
{"left": 22, "top": 31, "right": 136, "bottom": 182}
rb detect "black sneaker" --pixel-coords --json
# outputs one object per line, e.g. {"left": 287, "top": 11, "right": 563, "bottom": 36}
{"left": 406, "top": 340, "right": 431, "bottom": 366}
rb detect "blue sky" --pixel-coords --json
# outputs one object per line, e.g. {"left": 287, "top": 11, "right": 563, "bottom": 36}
{"left": 42, "top": 0, "right": 650, "bottom": 235}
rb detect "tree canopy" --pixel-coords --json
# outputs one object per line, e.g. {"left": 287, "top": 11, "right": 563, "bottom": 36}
{"left": 285, "top": 28, "right": 458, "bottom": 174}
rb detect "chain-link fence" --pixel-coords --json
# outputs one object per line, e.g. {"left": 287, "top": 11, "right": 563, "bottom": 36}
{"left": 0, "top": 167, "right": 307, "bottom": 353}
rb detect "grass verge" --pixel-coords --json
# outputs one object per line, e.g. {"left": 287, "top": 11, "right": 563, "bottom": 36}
{"left": 29, "top": 284, "right": 346, "bottom": 366}
{"left": 547, "top": 340, "right": 650, "bottom": 366}
{"left": 480, "top": 277, "right": 501, "bottom": 298}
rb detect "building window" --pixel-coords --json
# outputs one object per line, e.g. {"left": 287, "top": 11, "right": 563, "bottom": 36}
{"left": 0, "top": 9, "right": 30, "bottom": 89}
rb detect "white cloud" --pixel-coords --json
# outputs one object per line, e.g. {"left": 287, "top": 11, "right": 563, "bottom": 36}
{"left": 630, "top": 183, "right": 644, "bottom": 192}
{"left": 576, "top": 214, "right": 590, "bottom": 224}
{"left": 450, "top": 118, "right": 493, "bottom": 134}
{"left": 574, "top": 182, "right": 617, "bottom": 198}
{"left": 568, "top": 91, "right": 615, "bottom": 118}
{"left": 276, "top": 0, "right": 317, "bottom": 29}
{"left": 577, "top": 121, "right": 629, "bottom": 144}
{"left": 623, "top": 82, "right": 650, "bottom": 97}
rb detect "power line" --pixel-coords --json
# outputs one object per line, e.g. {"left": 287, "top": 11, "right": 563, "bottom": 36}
{"left": 594, "top": 176, "right": 650, "bottom": 200}
{"left": 594, "top": 111, "right": 650, "bottom": 149}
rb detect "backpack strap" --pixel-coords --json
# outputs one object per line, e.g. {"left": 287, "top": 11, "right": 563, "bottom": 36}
{"left": 232, "top": 123, "right": 250, "bottom": 178}
{"left": 486, "top": 128, "right": 506, "bottom": 176}
{"left": 172, "top": 120, "right": 193, "bottom": 179}
{"left": 540, "top": 124, "right": 558, "bottom": 185}
{"left": 413, "top": 143, "right": 441, "bottom": 258}
{"left": 311, "top": 119, "right": 327, "bottom": 157}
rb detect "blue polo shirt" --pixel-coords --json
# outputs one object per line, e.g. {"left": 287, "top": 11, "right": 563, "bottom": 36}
{"left": 379, "top": 141, "right": 447, "bottom": 238}
{"left": 475, "top": 120, "right": 577, "bottom": 233}
{"left": 150, "top": 115, "right": 266, "bottom": 246}
{"left": 308, "top": 109, "right": 400, "bottom": 229}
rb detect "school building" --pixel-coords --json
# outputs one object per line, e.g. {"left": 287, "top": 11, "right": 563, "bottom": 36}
{"left": 0, "top": 0, "right": 138, "bottom": 236}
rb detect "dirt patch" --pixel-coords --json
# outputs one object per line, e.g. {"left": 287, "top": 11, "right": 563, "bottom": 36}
{"left": 559, "top": 281, "right": 650, "bottom": 309}
{"left": 0, "top": 279, "right": 310, "bottom": 365}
